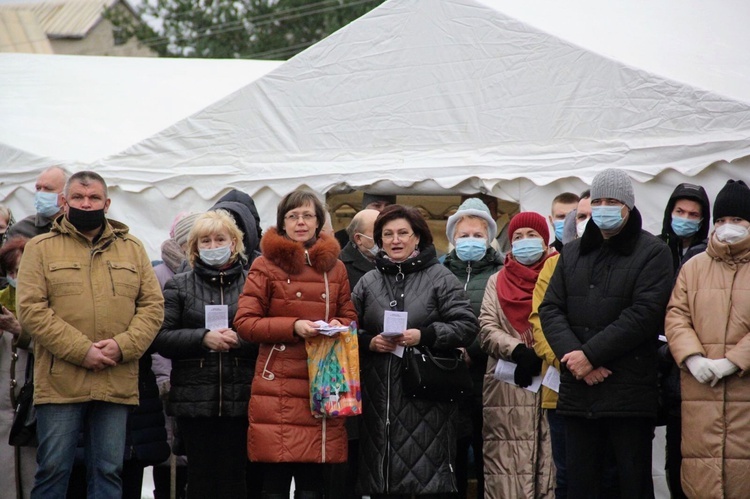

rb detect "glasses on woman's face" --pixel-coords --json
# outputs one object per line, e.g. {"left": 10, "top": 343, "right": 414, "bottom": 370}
{"left": 382, "top": 231, "right": 414, "bottom": 243}
{"left": 284, "top": 213, "right": 317, "bottom": 222}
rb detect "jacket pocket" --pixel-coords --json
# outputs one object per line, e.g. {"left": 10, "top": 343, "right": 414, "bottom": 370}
{"left": 107, "top": 261, "right": 140, "bottom": 299}
{"left": 48, "top": 261, "right": 83, "bottom": 296}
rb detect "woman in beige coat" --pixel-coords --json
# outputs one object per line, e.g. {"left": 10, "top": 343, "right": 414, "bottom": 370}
{"left": 666, "top": 180, "right": 750, "bottom": 499}
{"left": 479, "top": 212, "right": 555, "bottom": 499}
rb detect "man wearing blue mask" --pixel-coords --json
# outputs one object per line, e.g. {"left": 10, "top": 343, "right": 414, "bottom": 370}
{"left": 539, "top": 168, "right": 673, "bottom": 499}
{"left": 7, "top": 166, "right": 68, "bottom": 239}
{"left": 656, "top": 182, "right": 710, "bottom": 499}
{"left": 549, "top": 192, "right": 579, "bottom": 252}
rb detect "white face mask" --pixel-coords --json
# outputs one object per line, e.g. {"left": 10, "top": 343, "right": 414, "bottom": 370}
{"left": 715, "top": 224, "right": 749, "bottom": 244}
{"left": 576, "top": 218, "right": 589, "bottom": 238}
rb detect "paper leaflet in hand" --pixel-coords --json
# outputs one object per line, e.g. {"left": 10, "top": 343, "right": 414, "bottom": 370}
{"left": 313, "top": 320, "right": 349, "bottom": 336}
{"left": 305, "top": 322, "right": 362, "bottom": 417}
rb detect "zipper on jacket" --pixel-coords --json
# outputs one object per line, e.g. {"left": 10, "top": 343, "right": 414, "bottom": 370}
{"left": 107, "top": 261, "right": 116, "bottom": 295}
{"left": 305, "top": 250, "right": 312, "bottom": 266}
{"left": 218, "top": 272, "right": 226, "bottom": 417}
{"left": 322, "top": 416, "right": 327, "bottom": 463}
{"left": 464, "top": 262, "right": 472, "bottom": 291}
{"left": 383, "top": 354, "right": 393, "bottom": 493}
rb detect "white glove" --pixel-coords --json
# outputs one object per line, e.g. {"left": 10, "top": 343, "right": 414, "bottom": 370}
{"left": 708, "top": 358, "right": 739, "bottom": 386}
{"left": 684, "top": 355, "right": 717, "bottom": 384}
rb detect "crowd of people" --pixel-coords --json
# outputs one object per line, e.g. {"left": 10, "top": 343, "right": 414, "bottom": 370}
{"left": 0, "top": 165, "right": 747, "bottom": 499}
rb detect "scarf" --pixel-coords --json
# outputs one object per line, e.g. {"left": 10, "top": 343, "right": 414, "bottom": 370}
{"left": 161, "top": 238, "right": 186, "bottom": 274}
{"left": 496, "top": 252, "right": 551, "bottom": 346}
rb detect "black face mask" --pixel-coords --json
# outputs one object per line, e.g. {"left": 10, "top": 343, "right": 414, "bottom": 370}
{"left": 67, "top": 206, "right": 106, "bottom": 232}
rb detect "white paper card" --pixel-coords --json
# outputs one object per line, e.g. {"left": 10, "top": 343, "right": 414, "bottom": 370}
{"left": 383, "top": 311, "right": 408, "bottom": 335}
{"left": 493, "top": 358, "right": 543, "bottom": 393}
{"left": 205, "top": 305, "right": 228, "bottom": 330}
{"left": 392, "top": 345, "right": 405, "bottom": 358}
{"left": 542, "top": 365, "right": 560, "bottom": 393}
{"left": 313, "top": 320, "right": 349, "bottom": 336}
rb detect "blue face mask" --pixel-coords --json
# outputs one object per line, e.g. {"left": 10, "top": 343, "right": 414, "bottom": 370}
{"left": 592, "top": 205, "right": 625, "bottom": 231}
{"left": 455, "top": 237, "right": 487, "bottom": 262}
{"left": 35, "top": 191, "right": 60, "bottom": 218}
{"left": 511, "top": 238, "right": 545, "bottom": 266}
{"left": 671, "top": 216, "right": 701, "bottom": 238}
{"left": 553, "top": 220, "right": 565, "bottom": 241}
{"left": 199, "top": 245, "right": 231, "bottom": 267}
{"left": 6, "top": 276, "right": 16, "bottom": 288}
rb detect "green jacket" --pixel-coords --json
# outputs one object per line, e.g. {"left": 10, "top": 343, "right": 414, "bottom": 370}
{"left": 17, "top": 216, "right": 164, "bottom": 406}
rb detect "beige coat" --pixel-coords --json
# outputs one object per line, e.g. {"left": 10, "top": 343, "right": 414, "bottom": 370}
{"left": 17, "top": 217, "right": 164, "bottom": 406}
{"left": 665, "top": 233, "right": 750, "bottom": 499}
{"left": 479, "top": 273, "right": 555, "bottom": 499}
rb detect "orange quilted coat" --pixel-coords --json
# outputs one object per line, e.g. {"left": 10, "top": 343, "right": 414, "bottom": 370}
{"left": 234, "top": 228, "right": 358, "bottom": 463}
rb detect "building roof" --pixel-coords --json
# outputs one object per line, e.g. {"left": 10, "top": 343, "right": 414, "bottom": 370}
{"left": 0, "top": 9, "right": 53, "bottom": 52}
{"left": 0, "top": 0, "right": 119, "bottom": 39}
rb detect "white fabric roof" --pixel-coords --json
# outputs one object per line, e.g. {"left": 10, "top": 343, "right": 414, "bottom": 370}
{"left": 88, "top": 0, "right": 750, "bottom": 257}
{"left": 0, "top": 53, "right": 281, "bottom": 165}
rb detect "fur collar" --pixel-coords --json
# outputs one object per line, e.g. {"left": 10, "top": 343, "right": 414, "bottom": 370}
{"left": 580, "top": 207, "right": 643, "bottom": 256}
{"left": 260, "top": 227, "right": 341, "bottom": 275}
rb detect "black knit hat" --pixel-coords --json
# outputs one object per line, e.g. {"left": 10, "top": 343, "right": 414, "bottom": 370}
{"left": 713, "top": 180, "right": 750, "bottom": 222}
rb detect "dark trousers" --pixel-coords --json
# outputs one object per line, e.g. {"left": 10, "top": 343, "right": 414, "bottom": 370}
{"left": 153, "top": 464, "right": 188, "bottom": 499}
{"left": 261, "top": 462, "right": 332, "bottom": 496}
{"left": 547, "top": 409, "right": 567, "bottom": 499}
{"left": 326, "top": 439, "right": 359, "bottom": 499}
{"left": 565, "top": 416, "right": 654, "bottom": 499}
{"left": 178, "top": 416, "right": 251, "bottom": 499}
{"left": 665, "top": 414, "right": 687, "bottom": 499}
{"left": 455, "top": 402, "right": 484, "bottom": 499}
{"left": 66, "top": 461, "right": 145, "bottom": 499}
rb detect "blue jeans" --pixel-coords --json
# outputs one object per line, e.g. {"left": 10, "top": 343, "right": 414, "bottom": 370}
{"left": 32, "top": 401, "right": 129, "bottom": 499}
{"left": 547, "top": 409, "right": 567, "bottom": 499}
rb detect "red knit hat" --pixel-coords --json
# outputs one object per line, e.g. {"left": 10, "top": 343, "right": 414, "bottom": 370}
{"left": 508, "top": 212, "right": 550, "bottom": 243}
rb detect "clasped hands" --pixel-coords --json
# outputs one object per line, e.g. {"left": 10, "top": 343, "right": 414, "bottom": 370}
{"left": 82, "top": 338, "right": 122, "bottom": 372}
{"left": 561, "top": 349, "right": 612, "bottom": 386}
{"left": 203, "top": 327, "right": 242, "bottom": 351}
{"left": 685, "top": 355, "right": 738, "bottom": 386}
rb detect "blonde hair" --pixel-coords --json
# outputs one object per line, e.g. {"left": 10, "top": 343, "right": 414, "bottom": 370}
{"left": 187, "top": 210, "right": 246, "bottom": 267}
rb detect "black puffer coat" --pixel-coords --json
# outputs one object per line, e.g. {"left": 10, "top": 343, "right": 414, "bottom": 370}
{"left": 152, "top": 259, "right": 257, "bottom": 418}
{"left": 352, "top": 246, "right": 478, "bottom": 495}
{"left": 539, "top": 209, "right": 673, "bottom": 418}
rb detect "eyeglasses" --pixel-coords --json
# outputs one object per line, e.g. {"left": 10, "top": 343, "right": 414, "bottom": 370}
{"left": 284, "top": 213, "right": 317, "bottom": 222}
{"left": 382, "top": 231, "right": 414, "bottom": 242}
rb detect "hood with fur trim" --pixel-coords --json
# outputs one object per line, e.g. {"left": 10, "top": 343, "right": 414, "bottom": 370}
{"left": 259, "top": 227, "right": 341, "bottom": 275}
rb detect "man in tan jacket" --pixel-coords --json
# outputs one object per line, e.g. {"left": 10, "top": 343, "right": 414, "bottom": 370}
{"left": 17, "top": 171, "right": 164, "bottom": 499}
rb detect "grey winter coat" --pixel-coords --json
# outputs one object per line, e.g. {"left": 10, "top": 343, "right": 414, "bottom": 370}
{"left": 352, "top": 246, "right": 478, "bottom": 495}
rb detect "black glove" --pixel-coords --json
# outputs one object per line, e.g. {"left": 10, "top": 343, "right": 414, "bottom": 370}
{"left": 511, "top": 344, "right": 542, "bottom": 388}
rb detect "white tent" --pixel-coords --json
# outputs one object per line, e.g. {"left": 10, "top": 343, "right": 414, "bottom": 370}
{"left": 89, "top": 0, "right": 750, "bottom": 258}
{"left": 0, "top": 53, "right": 281, "bottom": 221}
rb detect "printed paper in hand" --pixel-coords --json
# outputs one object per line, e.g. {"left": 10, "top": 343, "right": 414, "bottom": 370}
{"left": 382, "top": 311, "right": 408, "bottom": 337}
{"left": 313, "top": 320, "right": 349, "bottom": 336}
{"left": 542, "top": 365, "right": 560, "bottom": 393}
{"left": 205, "top": 305, "right": 229, "bottom": 330}
{"left": 493, "top": 358, "right": 543, "bottom": 393}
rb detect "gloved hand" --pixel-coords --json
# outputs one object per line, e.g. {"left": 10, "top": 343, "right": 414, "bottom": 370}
{"left": 684, "top": 355, "right": 717, "bottom": 384}
{"left": 512, "top": 344, "right": 542, "bottom": 388}
{"left": 708, "top": 358, "right": 739, "bottom": 386}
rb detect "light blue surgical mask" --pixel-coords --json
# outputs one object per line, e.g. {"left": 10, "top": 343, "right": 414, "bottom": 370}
{"left": 671, "top": 216, "right": 701, "bottom": 238}
{"left": 592, "top": 205, "right": 625, "bottom": 231}
{"left": 553, "top": 220, "right": 565, "bottom": 241}
{"left": 6, "top": 276, "right": 16, "bottom": 288}
{"left": 34, "top": 191, "right": 60, "bottom": 218}
{"left": 199, "top": 245, "right": 231, "bottom": 267}
{"left": 455, "top": 237, "right": 487, "bottom": 262}
{"left": 511, "top": 238, "right": 545, "bottom": 266}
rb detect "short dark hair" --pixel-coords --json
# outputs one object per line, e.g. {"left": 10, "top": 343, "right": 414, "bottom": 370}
{"left": 276, "top": 190, "right": 326, "bottom": 238}
{"left": 552, "top": 192, "right": 580, "bottom": 207}
{"left": 373, "top": 204, "right": 433, "bottom": 250}
{"left": 0, "top": 236, "right": 27, "bottom": 275}
{"left": 579, "top": 189, "right": 591, "bottom": 199}
{"left": 65, "top": 171, "right": 108, "bottom": 198}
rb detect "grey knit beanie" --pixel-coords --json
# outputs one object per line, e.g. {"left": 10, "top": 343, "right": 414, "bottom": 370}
{"left": 590, "top": 169, "right": 635, "bottom": 209}
{"left": 445, "top": 198, "right": 497, "bottom": 241}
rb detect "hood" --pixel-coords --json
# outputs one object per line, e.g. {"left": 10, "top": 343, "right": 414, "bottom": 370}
{"left": 214, "top": 189, "right": 262, "bottom": 237}
{"left": 660, "top": 183, "right": 711, "bottom": 267}
{"left": 210, "top": 190, "right": 261, "bottom": 268}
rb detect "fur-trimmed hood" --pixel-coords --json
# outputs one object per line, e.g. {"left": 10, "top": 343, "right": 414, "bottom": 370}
{"left": 260, "top": 227, "right": 341, "bottom": 275}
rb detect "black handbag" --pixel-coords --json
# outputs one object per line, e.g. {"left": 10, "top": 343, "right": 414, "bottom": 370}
{"left": 401, "top": 346, "right": 472, "bottom": 403}
{"left": 9, "top": 353, "right": 37, "bottom": 447}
